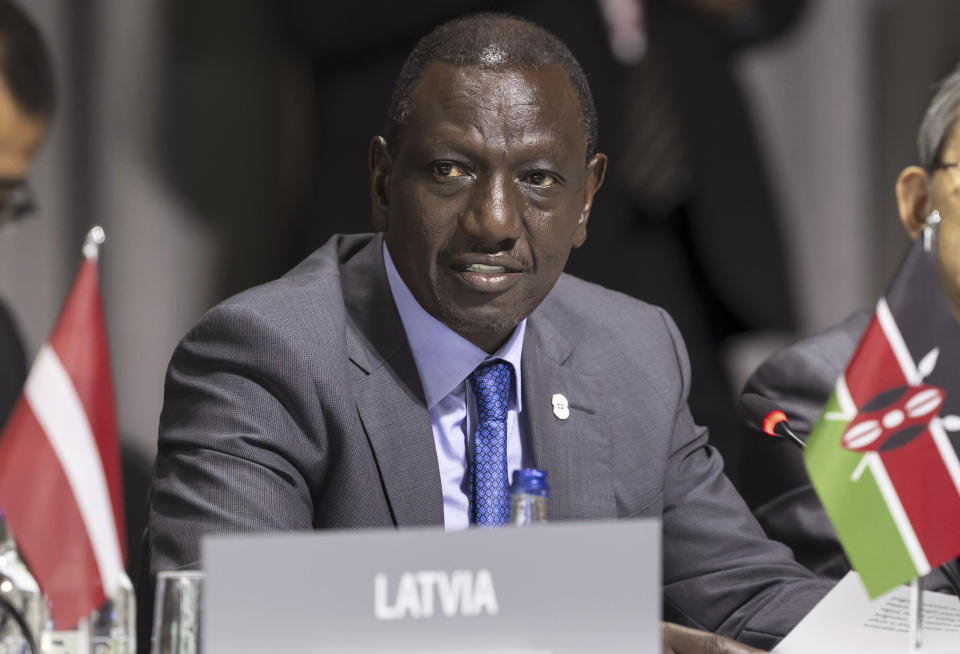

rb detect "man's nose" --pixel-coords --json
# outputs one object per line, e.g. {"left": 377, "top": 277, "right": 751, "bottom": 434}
{"left": 461, "top": 173, "right": 522, "bottom": 250}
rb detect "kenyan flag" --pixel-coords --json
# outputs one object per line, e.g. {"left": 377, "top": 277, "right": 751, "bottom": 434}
{"left": 804, "top": 236, "right": 960, "bottom": 598}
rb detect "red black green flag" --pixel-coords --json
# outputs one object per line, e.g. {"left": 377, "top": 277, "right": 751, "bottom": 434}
{"left": 804, "top": 234, "right": 960, "bottom": 598}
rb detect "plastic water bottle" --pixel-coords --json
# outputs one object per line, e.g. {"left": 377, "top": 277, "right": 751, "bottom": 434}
{"left": 509, "top": 468, "right": 549, "bottom": 526}
{"left": 89, "top": 571, "right": 136, "bottom": 654}
{"left": 45, "top": 572, "right": 135, "bottom": 654}
{"left": 0, "top": 514, "right": 49, "bottom": 654}
{"left": 46, "top": 570, "right": 135, "bottom": 654}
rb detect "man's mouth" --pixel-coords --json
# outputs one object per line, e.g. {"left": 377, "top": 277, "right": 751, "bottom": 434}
{"left": 444, "top": 253, "right": 526, "bottom": 274}
{"left": 464, "top": 263, "right": 508, "bottom": 274}
{"left": 443, "top": 255, "right": 527, "bottom": 293}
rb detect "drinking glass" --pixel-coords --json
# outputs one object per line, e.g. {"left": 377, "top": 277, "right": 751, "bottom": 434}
{"left": 150, "top": 571, "right": 203, "bottom": 654}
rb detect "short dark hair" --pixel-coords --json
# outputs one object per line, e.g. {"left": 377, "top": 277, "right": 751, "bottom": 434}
{"left": 386, "top": 13, "right": 597, "bottom": 158}
{"left": 0, "top": 0, "right": 55, "bottom": 119}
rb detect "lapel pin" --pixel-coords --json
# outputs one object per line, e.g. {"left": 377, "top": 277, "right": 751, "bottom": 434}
{"left": 551, "top": 393, "right": 569, "bottom": 420}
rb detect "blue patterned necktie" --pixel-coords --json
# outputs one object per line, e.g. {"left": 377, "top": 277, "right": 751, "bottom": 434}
{"left": 468, "top": 360, "right": 513, "bottom": 526}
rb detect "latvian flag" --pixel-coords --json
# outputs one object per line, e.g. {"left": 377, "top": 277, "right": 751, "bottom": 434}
{"left": 0, "top": 232, "right": 126, "bottom": 628}
{"left": 804, "top": 234, "right": 960, "bottom": 598}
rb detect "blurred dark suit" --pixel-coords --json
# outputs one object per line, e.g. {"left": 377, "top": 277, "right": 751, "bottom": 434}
{"left": 740, "top": 310, "right": 959, "bottom": 592}
{"left": 0, "top": 301, "right": 26, "bottom": 430}
{"left": 740, "top": 311, "right": 869, "bottom": 579}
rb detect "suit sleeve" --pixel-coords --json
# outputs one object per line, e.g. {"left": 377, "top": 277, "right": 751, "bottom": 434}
{"left": 148, "top": 302, "right": 316, "bottom": 573}
{"left": 0, "top": 302, "right": 27, "bottom": 428}
{"left": 655, "top": 308, "right": 832, "bottom": 650}
{"left": 737, "top": 312, "right": 869, "bottom": 581}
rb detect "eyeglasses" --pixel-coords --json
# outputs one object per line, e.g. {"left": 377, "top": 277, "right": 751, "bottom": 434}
{"left": 933, "top": 161, "right": 960, "bottom": 172}
{"left": 0, "top": 180, "right": 36, "bottom": 229}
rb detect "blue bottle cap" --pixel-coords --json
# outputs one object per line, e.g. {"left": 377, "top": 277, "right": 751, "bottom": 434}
{"left": 510, "top": 468, "right": 549, "bottom": 497}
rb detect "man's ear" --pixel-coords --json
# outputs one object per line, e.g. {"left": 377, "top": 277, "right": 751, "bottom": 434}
{"left": 895, "top": 165, "right": 931, "bottom": 240}
{"left": 573, "top": 152, "right": 608, "bottom": 248}
{"left": 369, "top": 136, "right": 392, "bottom": 232}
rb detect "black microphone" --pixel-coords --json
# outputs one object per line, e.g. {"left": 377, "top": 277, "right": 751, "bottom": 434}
{"left": 741, "top": 393, "right": 806, "bottom": 450}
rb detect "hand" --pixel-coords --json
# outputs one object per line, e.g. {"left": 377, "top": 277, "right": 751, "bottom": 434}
{"left": 662, "top": 622, "right": 763, "bottom": 654}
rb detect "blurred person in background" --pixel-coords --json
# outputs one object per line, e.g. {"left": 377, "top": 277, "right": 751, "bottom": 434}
{"left": 0, "top": 0, "right": 152, "bottom": 595}
{"left": 0, "top": 0, "right": 55, "bottom": 431}
{"left": 739, "top": 61, "right": 960, "bottom": 593}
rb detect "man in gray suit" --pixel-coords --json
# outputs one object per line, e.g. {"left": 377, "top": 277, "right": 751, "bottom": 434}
{"left": 149, "top": 13, "right": 829, "bottom": 652}
{"left": 740, "top": 61, "right": 960, "bottom": 594}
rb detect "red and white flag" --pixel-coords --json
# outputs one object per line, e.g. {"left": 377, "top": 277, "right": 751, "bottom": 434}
{"left": 0, "top": 230, "right": 125, "bottom": 628}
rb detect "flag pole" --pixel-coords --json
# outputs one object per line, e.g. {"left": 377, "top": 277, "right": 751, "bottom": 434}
{"left": 82, "top": 225, "right": 105, "bottom": 260}
{"left": 909, "top": 576, "right": 923, "bottom": 650}
{"left": 908, "top": 211, "right": 939, "bottom": 652}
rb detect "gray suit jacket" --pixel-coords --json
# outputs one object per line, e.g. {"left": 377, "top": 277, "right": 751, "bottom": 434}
{"left": 149, "top": 233, "right": 829, "bottom": 648}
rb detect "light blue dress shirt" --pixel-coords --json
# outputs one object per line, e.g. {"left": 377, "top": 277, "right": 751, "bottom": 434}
{"left": 383, "top": 244, "right": 526, "bottom": 530}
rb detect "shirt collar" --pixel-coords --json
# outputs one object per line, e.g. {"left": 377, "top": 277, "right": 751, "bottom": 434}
{"left": 383, "top": 242, "right": 525, "bottom": 411}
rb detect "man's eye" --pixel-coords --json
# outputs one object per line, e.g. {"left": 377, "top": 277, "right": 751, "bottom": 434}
{"left": 524, "top": 171, "right": 557, "bottom": 187}
{"left": 434, "top": 162, "right": 468, "bottom": 177}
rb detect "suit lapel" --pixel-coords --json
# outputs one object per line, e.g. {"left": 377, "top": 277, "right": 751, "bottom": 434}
{"left": 338, "top": 239, "right": 614, "bottom": 526}
{"left": 522, "top": 309, "right": 616, "bottom": 521}
{"left": 341, "top": 236, "right": 444, "bottom": 528}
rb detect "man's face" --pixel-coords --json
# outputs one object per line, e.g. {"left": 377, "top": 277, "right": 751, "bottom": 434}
{"left": 920, "top": 123, "right": 960, "bottom": 312}
{"left": 0, "top": 79, "right": 46, "bottom": 228}
{"left": 370, "top": 62, "right": 606, "bottom": 352}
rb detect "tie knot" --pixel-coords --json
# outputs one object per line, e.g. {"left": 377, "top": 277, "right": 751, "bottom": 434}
{"left": 468, "top": 360, "right": 512, "bottom": 423}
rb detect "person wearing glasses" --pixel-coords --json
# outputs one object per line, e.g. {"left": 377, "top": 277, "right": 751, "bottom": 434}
{"left": 0, "top": 0, "right": 56, "bottom": 426}
{"left": 738, "top": 61, "right": 960, "bottom": 593}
